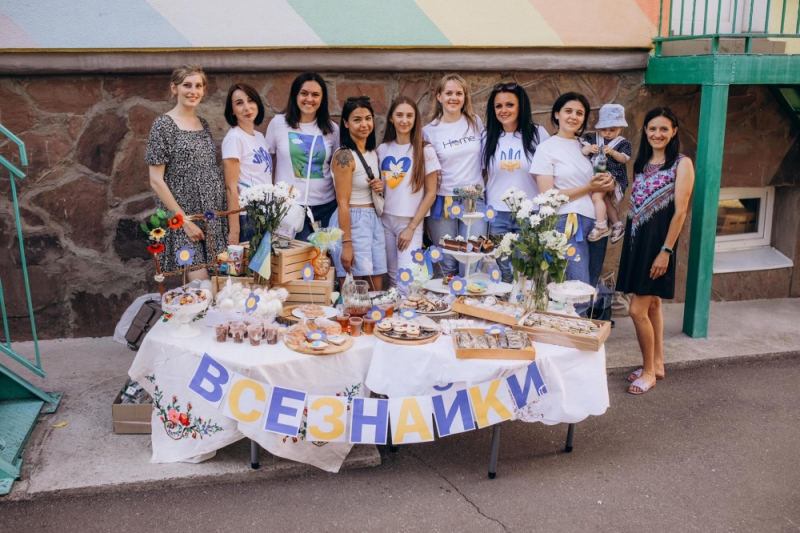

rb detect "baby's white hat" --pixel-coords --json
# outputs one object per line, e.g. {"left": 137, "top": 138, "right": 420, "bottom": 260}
{"left": 595, "top": 104, "right": 628, "bottom": 129}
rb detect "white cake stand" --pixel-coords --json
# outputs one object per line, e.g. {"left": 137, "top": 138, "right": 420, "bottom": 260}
{"left": 162, "top": 289, "right": 212, "bottom": 338}
{"left": 546, "top": 281, "right": 597, "bottom": 316}
{"left": 441, "top": 211, "right": 488, "bottom": 282}
{"left": 424, "top": 273, "right": 512, "bottom": 296}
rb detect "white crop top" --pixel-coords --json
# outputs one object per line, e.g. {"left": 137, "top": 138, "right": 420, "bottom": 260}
{"left": 345, "top": 149, "right": 380, "bottom": 206}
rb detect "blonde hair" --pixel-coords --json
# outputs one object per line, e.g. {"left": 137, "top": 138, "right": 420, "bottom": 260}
{"left": 428, "top": 74, "right": 479, "bottom": 133}
{"left": 170, "top": 64, "right": 208, "bottom": 87}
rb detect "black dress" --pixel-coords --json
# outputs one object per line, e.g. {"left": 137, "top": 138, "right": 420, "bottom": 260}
{"left": 616, "top": 155, "right": 685, "bottom": 299}
{"left": 145, "top": 115, "right": 227, "bottom": 273}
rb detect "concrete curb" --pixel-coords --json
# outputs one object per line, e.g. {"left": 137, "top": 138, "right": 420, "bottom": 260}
{"left": 606, "top": 349, "right": 800, "bottom": 376}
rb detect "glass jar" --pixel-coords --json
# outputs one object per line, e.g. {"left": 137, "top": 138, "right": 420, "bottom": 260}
{"left": 342, "top": 279, "right": 371, "bottom": 318}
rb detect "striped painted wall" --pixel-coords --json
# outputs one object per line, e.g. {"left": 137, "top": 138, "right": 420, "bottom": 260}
{"left": 0, "top": 0, "right": 658, "bottom": 49}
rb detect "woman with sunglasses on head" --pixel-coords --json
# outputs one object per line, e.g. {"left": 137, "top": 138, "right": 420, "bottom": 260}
{"left": 146, "top": 64, "right": 226, "bottom": 281}
{"left": 379, "top": 97, "right": 441, "bottom": 294}
{"left": 617, "top": 108, "right": 694, "bottom": 395}
{"left": 423, "top": 74, "right": 486, "bottom": 277}
{"left": 482, "top": 82, "right": 550, "bottom": 283}
{"left": 329, "top": 96, "right": 386, "bottom": 290}
{"left": 221, "top": 82, "right": 272, "bottom": 245}
{"left": 265, "top": 72, "right": 339, "bottom": 241}
{"left": 529, "top": 92, "right": 616, "bottom": 292}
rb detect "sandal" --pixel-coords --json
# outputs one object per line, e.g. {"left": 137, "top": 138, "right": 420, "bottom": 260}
{"left": 627, "top": 368, "right": 665, "bottom": 382}
{"left": 628, "top": 378, "right": 656, "bottom": 395}
{"left": 610, "top": 223, "right": 625, "bottom": 243}
{"left": 587, "top": 225, "right": 612, "bottom": 242}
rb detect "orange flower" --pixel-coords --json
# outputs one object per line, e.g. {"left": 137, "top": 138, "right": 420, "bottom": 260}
{"left": 148, "top": 243, "right": 165, "bottom": 254}
{"left": 168, "top": 214, "right": 184, "bottom": 229}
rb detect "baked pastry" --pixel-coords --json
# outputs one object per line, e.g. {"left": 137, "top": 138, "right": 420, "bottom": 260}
{"left": 377, "top": 319, "right": 392, "bottom": 332}
{"left": 468, "top": 236, "right": 482, "bottom": 253}
{"left": 478, "top": 236, "right": 494, "bottom": 254}
{"left": 406, "top": 325, "right": 420, "bottom": 338}
{"left": 393, "top": 325, "right": 407, "bottom": 335}
{"left": 300, "top": 304, "right": 324, "bottom": 318}
{"left": 467, "top": 282, "right": 487, "bottom": 294}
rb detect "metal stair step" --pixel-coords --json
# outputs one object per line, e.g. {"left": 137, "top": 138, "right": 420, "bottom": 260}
{"left": 0, "top": 399, "right": 44, "bottom": 476}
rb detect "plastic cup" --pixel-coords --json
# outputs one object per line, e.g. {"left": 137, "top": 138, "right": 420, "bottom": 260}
{"left": 379, "top": 303, "right": 394, "bottom": 318}
{"left": 230, "top": 322, "right": 246, "bottom": 344}
{"left": 265, "top": 325, "right": 279, "bottom": 345}
{"left": 247, "top": 324, "right": 263, "bottom": 346}
{"left": 363, "top": 317, "right": 376, "bottom": 335}
{"left": 336, "top": 313, "right": 351, "bottom": 333}
{"left": 349, "top": 317, "right": 363, "bottom": 337}
{"left": 214, "top": 323, "right": 229, "bottom": 343}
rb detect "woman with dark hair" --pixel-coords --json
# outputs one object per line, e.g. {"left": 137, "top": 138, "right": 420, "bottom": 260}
{"left": 329, "top": 96, "right": 386, "bottom": 290}
{"left": 265, "top": 72, "right": 339, "bottom": 241}
{"left": 482, "top": 82, "right": 550, "bottom": 283}
{"left": 617, "top": 107, "right": 695, "bottom": 395}
{"left": 221, "top": 83, "right": 271, "bottom": 244}
{"left": 146, "top": 64, "right": 226, "bottom": 281}
{"left": 379, "top": 96, "right": 440, "bottom": 293}
{"left": 529, "top": 92, "right": 616, "bottom": 289}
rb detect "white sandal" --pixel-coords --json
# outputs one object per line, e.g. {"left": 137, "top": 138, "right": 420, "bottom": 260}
{"left": 628, "top": 378, "right": 656, "bottom": 395}
{"left": 610, "top": 224, "right": 625, "bottom": 243}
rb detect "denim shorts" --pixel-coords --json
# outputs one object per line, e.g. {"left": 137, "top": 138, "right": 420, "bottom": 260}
{"left": 330, "top": 207, "right": 388, "bottom": 277}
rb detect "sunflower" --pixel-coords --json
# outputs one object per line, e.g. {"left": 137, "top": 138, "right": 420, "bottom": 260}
{"left": 149, "top": 227, "right": 166, "bottom": 241}
{"left": 168, "top": 214, "right": 184, "bottom": 229}
{"left": 147, "top": 243, "right": 165, "bottom": 254}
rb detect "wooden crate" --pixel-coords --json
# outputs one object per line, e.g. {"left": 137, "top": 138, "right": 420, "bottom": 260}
{"left": 513, "top": 311, "right": 611, "bottom": 352}
{"left": 270, "top": 240, "right": 317, "bottom": 285}
{"left": 451, "top": 296, "right": 532, "bottom": 326}
{"left": 452, "top": 328, "right": 536, "bottom": 361}
{"left": 277, "top": 268, "right": 335, "bottom": 306}
{"left": 210, "top": 276, "right": 255, "bottom": 297}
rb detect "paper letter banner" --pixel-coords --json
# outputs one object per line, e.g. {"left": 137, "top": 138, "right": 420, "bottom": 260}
{"left": 222, "top": 373, "right": 270, "bottom": 426}
{"left": 349, "top": 397, "right": 389, "bottom": 445}
{"left": 188, "top": 353, "right": 232, "bottom": 407}
{"left": 505, "top": 361, "right": 548, "bottom": 409}
{"left": 431, "top": 386, "right": 476, "bottom": 437}
{"left": 389, "top": 396, "right": 434, "bottom": 444}
{"left": 264, "top": 386, "right": 307, "bottom": 437}
{"left": 307, "top": 395, "right": 348, "bottom": 443}
{"left": 468, "top": 380, "right": 515, "bottom": 428}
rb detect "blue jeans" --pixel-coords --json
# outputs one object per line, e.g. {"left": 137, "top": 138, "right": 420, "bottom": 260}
{"left": 239, "top": 214, "right": 255, "bottom": 243}
{"left": 425, "top": 196, "right": 488, "bottom": 277}
{"left": 556, "top": 213, "right": 608, "bottom": 314}
{"left": 296, "top": 198, "right": 338, "bottom": 242}
{"left": 491, "top": 211, "right": 519, "bottom": 283}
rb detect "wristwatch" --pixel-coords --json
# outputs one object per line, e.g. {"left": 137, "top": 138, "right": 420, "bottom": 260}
{"left": 661, "top": 245, "right": 674, "bottom": 255}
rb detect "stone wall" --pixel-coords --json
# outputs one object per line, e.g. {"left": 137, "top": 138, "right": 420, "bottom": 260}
{"left": 0, "top": 71, "right": 797, "bottom": 340}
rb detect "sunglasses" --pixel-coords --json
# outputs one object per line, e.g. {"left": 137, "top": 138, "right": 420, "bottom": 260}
{"left": 493, "top": 82, "right": 518, "bottom": 92}
{"left": 345, "top": 95, "right": 371, "bottom": 104}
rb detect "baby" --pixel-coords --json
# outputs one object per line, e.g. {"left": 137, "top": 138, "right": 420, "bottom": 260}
{"left": 581, "top": 104, "right": 632, "bottom": 243}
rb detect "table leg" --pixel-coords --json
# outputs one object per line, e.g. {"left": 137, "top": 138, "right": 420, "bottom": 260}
{"left": 565, "top": 423, "right": 575, "bottom": 453}
{"left": 250, "top": 439, "right": 260, "bottom": 469}
{"left": 488, "top": 424, "right": 501, "bottom": 479}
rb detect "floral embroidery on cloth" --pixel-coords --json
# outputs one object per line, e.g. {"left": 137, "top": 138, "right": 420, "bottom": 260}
{"left": 282, "top": 383, "right": 362, "bottom": 446}
{"left": 145, "top": 374, "right": 224, "bottom": 440}
{"left": 628, "top": 154, "right": 685, "bottom": 240}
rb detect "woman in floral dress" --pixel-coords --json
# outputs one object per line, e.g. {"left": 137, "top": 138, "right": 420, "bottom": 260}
{"left": 146, "top": 64, "right": 227, "bottom": 280}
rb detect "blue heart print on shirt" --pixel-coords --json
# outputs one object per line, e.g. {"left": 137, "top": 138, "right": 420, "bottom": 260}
{"left": 381, "top": 156, "right": 412, "bottom": 189}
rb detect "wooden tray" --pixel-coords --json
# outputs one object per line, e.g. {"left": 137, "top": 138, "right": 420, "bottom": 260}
{"left": 451, "top": 296, "right": 531, "bottom": 326}
{"left": 452, "top": 328, "right": 536, "bottom": 361}
{"left": 513, "top": 311, "right": 611, "bottom": 352}
{"left": 285, "top": 335, "right": 353, "bottom": 355}
{"left": 374, "top": 329, "right": 441, "bottom": 346}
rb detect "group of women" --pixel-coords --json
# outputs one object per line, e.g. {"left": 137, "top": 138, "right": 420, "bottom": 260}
{"left": 146, "top": 65, "right": 695, "bottom": 395}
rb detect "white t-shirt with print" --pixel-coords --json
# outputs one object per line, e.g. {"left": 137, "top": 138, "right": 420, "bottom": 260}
{"left": 377, "top": 142, "right": 441, "bottom": 218}
{"left": 423, "top": 115, "right": 484, "bottom": 196}
{"left": 221, "top": 126, "right": 273, "bottom": 193}
{"left": 529, "top": 135, "right": 595, "bottom": 219}
{"left": 484, "top": 126, "right": 550, "bottom": 212}
{"left": 265, "top": 114, "right": 340, "bottom": 206}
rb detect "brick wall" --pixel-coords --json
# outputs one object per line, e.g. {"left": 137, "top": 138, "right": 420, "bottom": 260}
{"left": 0, "top": 71, "right": 797, "bottom": 339}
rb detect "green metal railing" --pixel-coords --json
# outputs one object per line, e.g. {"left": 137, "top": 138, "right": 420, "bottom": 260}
{"left": 0, "top": 123, "right": 45, "bottom": 378}
{"left": 654, "top": 0, "right": 800, "bottom": 55}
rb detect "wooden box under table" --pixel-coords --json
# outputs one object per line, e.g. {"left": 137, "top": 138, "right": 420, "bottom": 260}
{"left": 450, "top": 296, "right": 532, "bottom": 326}
{"left": 270, "top": 240, "right": 317, "bottom": 285}
{"left": 452, "top": 328, "right": 536, "bottom": 361}
{"left": 513, "top": 311, "right": 611, "bottom": 352}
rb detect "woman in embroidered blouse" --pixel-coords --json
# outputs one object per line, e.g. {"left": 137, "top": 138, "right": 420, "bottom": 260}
{"left": 616, "top": 107, "right": 695, "bottom": 395}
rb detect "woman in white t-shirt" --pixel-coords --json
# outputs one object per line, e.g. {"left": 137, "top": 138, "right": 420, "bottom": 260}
{"left": 423, "top": 74, "right": 486, "bottom": 277}
{"left": 379, "top": 97, "right": 440, "bottom": 293}
{"left": 329, "top": 96, "right": 386, "bottom": 290}
{"left": 265, "top": 72, "right": 340, "bottom": 242}
{"left": 529, "top": 92, "right": 615, "bottom": 290}
{"left": 221, "top": 83, "right": 273, "bottom": 244}
{"left": 482, "top": 82, "right": 550, "bottom": 283}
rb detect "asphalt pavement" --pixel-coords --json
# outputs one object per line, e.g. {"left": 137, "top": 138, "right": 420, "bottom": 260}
{"left": 2, "top": 357, "right": 798, "bottom": 533}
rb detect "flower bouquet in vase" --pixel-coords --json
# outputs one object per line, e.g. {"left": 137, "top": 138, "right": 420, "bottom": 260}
{"left": 495, "top": 188, "right": 578, "bottom": 311}
{"left": 453, "top": 184, "right": 483, "bottom": 213}
{"left": 238, "top": 182, "right": 300, "bottom": 284}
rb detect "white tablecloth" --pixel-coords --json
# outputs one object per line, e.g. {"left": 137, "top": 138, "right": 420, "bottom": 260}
{"left": 128, "top": 318, "right": 376, "bottom": 472}
{"left": 365, "top": 333, "right": 609, "bottom": 425}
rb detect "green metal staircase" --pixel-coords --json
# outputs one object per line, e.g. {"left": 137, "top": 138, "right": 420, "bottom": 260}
{"left": 0, "top": 123, "right": 61, "bottom": 496}
{"left": 772, "top": 86, "right": 800, "bottom": 128}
